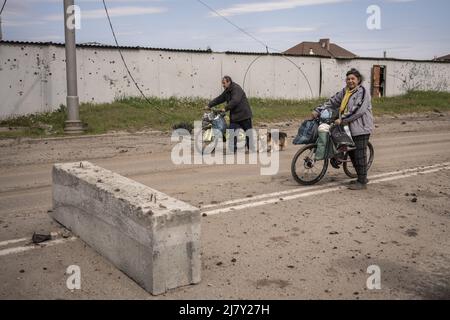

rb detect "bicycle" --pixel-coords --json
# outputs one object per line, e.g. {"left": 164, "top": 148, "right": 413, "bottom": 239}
{"left": 291, "top": 122, "right": 374, "bottom": 185}
{"left": 196, "top": 108, "right": 246, "bottom": 154}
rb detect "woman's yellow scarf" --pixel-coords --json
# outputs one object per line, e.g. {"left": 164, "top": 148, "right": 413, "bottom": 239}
{"left": 339, "top": 87, "right": 358, "bottom": 114}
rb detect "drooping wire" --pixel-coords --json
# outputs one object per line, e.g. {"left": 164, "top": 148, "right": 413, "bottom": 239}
{"left": 0, "top": 0, "right": 7, "bottom": 16}
{"left": 266, "top": 47, "right": 315, "bottom": 98}
{"left": 195, "top": 0, "right": 268, "bottom": 52}
{"left": 102, "top": 0, "right": 170, "bottom": 116}
{"left": 194, "top": 0, "right": 314, "bottom": 98}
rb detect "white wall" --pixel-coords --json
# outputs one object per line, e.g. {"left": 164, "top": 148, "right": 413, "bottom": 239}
{"left": 1, "top": 42, "right": 449, "bottom": 119}
{"left": 320, "top": 58, "right": 450, "bottom": 98}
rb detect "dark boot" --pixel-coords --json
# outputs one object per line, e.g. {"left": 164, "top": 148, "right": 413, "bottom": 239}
{"left": 348, "top": 181, "right": 367, "bottom": 190}
{"left": 349, "top": 178, "right": 369, "bottom": 185}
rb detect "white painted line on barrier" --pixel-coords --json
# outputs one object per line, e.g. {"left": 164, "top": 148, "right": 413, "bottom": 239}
{"left": 0, "top": 237, "right": 77, "bottom": 257}
{"left": 201, "top": 165, "right": 450, "bottom": 216}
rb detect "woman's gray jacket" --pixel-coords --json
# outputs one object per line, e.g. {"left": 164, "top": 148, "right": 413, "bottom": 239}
{"left": 314, "top": 85, "right": 374, "bottom": 137}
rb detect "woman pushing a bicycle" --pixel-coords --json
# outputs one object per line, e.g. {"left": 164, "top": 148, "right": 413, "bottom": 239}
{"left": 312, "top": 68, "right": 374, "bottom": 190}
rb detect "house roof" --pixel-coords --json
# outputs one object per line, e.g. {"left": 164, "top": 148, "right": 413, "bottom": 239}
{"left": 435, "top": 54, "right": 450, "bottom": 61}
{"left": 284, "top": 39, "right": 357, "bottom": 59}
{"left": 1, "top": 40, "right": 449, "bottom": 64}
{"left": 0, "top": 40, "right": 214, "bottom": 54}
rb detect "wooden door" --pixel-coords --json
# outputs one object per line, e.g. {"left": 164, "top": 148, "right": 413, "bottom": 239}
{"left": 372, "top": 65, "right": 382, "bottom": 98}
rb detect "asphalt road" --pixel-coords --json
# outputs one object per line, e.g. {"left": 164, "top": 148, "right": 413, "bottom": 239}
{"left": 1, "top": 113, "right": 449, "bottom": 299}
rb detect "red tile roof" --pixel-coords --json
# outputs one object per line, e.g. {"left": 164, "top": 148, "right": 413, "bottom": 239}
{"left": 435, "top": 54, "right": 450, "bottom": 61}
{"left": 284, "top": 38, "right": 357, "bottom": 59}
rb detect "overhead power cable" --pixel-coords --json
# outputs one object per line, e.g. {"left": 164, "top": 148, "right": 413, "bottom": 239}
{"left": 102, "top": 0, "right": 170, "bottom": 116}
{"left": 195, "top": 0, "right": 269, "bottom": 52}
{"left": 194, "top": 0, "right": 314, "bottom": 98}
{"left": 0, "top": 0, "right": 7, "bottom": 16}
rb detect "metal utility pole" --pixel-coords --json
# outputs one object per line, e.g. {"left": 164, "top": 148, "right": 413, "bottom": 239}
{"left": 63, "top": 0, "right": 84, "bottom": 134}
{"left": 0, "top": 1, "right": 4, "bottom": 41}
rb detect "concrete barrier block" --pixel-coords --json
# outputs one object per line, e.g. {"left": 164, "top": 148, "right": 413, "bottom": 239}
{"left": 50, "top": 161, "right": 201, "bottom": 295}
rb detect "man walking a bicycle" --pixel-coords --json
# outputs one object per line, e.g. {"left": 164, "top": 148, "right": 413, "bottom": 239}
{"left": 205, "top": 76, "right": 254, "bottom": 153}
{"left": 312, "top": 68, "right": 374, "bottom": 190}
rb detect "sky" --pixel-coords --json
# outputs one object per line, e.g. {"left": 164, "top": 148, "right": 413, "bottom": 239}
{"left": 1, "top": 0, "right": 450, "bottom": 60}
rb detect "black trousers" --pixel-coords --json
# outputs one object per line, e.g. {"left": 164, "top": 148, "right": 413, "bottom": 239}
{"left": 349, "top": 134, "right": 370, "bottom": 184}
{"left": 229, "top": 118, "right": 254, "bottom": 151}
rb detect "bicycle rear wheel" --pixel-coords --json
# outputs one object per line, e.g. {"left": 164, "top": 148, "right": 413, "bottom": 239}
{"left": 343, "top": 142, "right": 374, "bottom": 179}
{"left": 291, "top": 144, "right": 329, "bottom": 185}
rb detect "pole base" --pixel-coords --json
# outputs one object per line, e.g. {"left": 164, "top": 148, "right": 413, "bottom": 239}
{"left": 64, "top": 120, "right": 85, "bottom": 134}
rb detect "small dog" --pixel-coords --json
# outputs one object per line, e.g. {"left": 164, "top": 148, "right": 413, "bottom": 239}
{"left": 267, "top": 131, "right": 288, "bottom": 152}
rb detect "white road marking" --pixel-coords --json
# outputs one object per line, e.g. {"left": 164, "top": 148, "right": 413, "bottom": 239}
{"left": 0, "top": 237, "right": 77, "bottom": 257}
{"left": 1, "top": 163, "right": 449, "bottom": 257}
{"left": 0, "top": 238, "right": 29, "bottom": 247}
{"left": 201, "top": 164, "right": 450, "bottom": 216}
{"left": 201, "top": 162, "right": 450, "bottom": 210}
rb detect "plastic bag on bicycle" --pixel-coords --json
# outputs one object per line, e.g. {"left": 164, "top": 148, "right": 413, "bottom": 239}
{"left": 293, "top": 119, "right": 318, "bottom": 145}
{"left": 315, "top": 124, "right": 337, "bottom": 161}
{"left": 212, "top": 116, "right": 227, "bottom": 134}
{"left": 330, "top": 125, "right": 355, "bottom": 151}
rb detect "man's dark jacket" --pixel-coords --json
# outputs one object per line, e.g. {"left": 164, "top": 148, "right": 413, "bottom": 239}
{"left": 208, "top": 82, "right": 253, "bottom": 123}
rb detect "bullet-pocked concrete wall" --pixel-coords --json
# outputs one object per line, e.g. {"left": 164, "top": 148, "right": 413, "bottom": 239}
{"left": 320, "top": 59, "right": 450, "bottom": 98}
{"left": 1, "top": 42, "right": 449, "bottom": 118}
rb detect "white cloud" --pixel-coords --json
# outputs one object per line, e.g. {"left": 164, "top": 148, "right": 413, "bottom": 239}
{"left": 27, "top": 0, "right": 163, "bottom": 2}
{"left": 213, "top": 0, "right": 352, "bottom": 17}
{"left": 116, "top": 31, "right": 144, "bottom": 36}
{"left": 44, "top": 6, "right": 167, "bottom": 21}
{"left": 3, "top": 20, "right": 46, "bottom": 27}
{"left": 258, "top": 26, "right": 317, "bottom": 33}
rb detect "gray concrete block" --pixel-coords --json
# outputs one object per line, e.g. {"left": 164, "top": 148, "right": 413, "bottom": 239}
{"left": 50, "top": 161, "right": 201, "bottom": 295}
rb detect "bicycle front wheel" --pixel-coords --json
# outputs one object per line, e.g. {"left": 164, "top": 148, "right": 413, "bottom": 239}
{"left": 291, "top": 144, "right": 329, "bottom": 185}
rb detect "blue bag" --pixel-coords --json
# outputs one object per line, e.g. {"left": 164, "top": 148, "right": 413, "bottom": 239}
{"left": 319, "top": 108, "right": 339, "bottom": 123}
{"left": 293, "top": 120, "right": 319, "bottom": 145}
{"left": 212, "top": 116, "right": 227, "bottom": 134}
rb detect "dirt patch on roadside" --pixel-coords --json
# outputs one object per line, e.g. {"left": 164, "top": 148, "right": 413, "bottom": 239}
{"left": 1, "top": 112, "right": 449, "bottom": 169}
